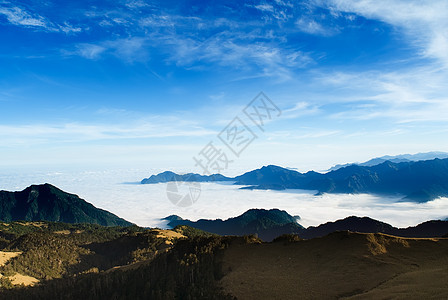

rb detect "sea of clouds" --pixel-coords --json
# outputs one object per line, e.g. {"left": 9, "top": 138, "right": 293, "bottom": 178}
{"left": 1, "top": 168, "right": 447, "bottom": 228}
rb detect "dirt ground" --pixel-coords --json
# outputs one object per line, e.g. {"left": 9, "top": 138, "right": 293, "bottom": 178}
{"left": 0, "top": 251, "right": 22, "bottom": 267}
{"left": 220, "top": 232, "right": 448, "bottom": 299}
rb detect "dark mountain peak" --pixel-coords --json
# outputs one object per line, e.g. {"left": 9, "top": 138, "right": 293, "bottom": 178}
{"left": 160, "top": 171, "right": 176, "bottom": 175}
{"left": 0, "top": 184, "right": 132, "bottom": 226}
{"left": 304, "top": 170, "right": 319, "bottom": 175}
{"left": 163, "top": 215, "right": 184, "bottom": 222}
{"left": 261, "top": 165, "right": 288, "bottom": 171}
{"left": 308, "top": 215, "right": 393, "bottom": 230}
{"left": 237, "top": 208, "right": 297, "bottom": 224}
{"left": 331, "top": 164, "right": 369, "bottom": 174}
{"left": 165, "top": 208, "right": 303, "bottom": 241}
{"left": 259, "top": 165, "right": 303, "bottom": 175}
{"left": 141, "top": 171, "right": 232, "bottom": 184}
{"left": 25, "top": 183, "right": 74, "bottom": 196}
{"left": 338, "top": 215, "right": 392, "bottom": 225}
{"left": 377, "top": 160, "right": 399, "bottom": 168}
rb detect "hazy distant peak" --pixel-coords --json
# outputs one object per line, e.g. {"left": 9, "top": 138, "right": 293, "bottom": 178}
{"left": 328, "top": 151, "right": 448, "bottom": 171}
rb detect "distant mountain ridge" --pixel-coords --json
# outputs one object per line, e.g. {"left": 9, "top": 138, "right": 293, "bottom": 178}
{"left": 0, "top": 184, "right": 132, "bottom": 226}
{"left": 328, "top": 151, "right": 448, "bottom": 171}
{"left": 142, "top": 158, "right": 448, "bottom": 202}
{"left": 166, "top": 209, "right": 448, "bottom": 241}
{"left": 141, "top": 171, "right": 231, "bottom": 184}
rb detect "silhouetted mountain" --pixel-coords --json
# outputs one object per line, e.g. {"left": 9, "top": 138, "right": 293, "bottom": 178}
{"left": 301, "top": 216, "right": 395, "bottom": 239}
{"left": 0, "top": 184, "right": 132, "bottom": 226}
{"left": 142, "top": 158, "right": 448, "bottom": 202}
{"left": 165, "top": 209, "right": 448, "bottom": 241}
{"left": 141, "top": 171, "right": 231, "bottom": 184}
{"left": 233, "top": 165, "right": 307, "bottom": 188}
{"left": 242, "top": 160, "right": 448, "bottom": 202}
{"left": 328, "top": 151, "right": 448, "bottom": 171}
{"left": 301, "top": 217, "right": 448, "bottom": 239}
{"left": 164, "top": 208, "right": 303, "bottom": 241}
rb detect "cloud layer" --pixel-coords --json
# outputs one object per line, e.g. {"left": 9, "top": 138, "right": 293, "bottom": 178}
{"left": 2, "top": 170, "right": 446, "bottom": 228}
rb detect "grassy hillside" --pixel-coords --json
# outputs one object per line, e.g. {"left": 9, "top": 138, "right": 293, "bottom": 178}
{"left": 0, "top": 221, "right": 182, "bottom": 288}
{"left": 1, "top": 233, "right": 257, "bottom": 299}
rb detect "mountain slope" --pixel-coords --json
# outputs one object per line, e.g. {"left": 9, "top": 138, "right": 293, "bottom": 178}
{"left": 220, "top": 232, "right": 448, "bottom": 299}
{"left": 0, "top": 184, "right": 132, "bottom": 226}
{"left": 2, "top": 231, "right": 447, "bottom": 299}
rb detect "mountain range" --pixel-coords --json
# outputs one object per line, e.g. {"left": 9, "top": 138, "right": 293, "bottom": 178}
{"left": 0, "top": 184, "right": 132, "bottom": 226}
{"left": 165, "top": 209, "right": 448, "bottom": 241}
{"left": 142, "top": 158, "right": 448, "bottom": 202}
{"left": 328, "top": 151, "right": 448, "bottom": 171}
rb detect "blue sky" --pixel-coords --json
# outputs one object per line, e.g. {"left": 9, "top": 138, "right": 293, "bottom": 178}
{"left": 1, "top": 0, "right": 448, "bottom": 174}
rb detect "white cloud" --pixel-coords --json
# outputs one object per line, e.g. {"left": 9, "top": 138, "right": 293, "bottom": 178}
{"left": 0, "top": 118, "right": 217, "bottom": 146}
{"left": 0, "top": 4, "right": 85, "bottom": 34}
{"left": 282, "top": 101, "right": 321, "bottom": 119}
{"left": 75, "top": 44, "right": 106, "bottom": 59}
{"left": 160, "top": 32, "right": 313, "bottom": 80}
{"left": 296, "top": 17, "right": 336, "bottom": 36}
{"left": 3, "top": 172, "right": 446, "bottom": 228}
{"left": 0, "top": 6, "right": 51, "bottom": 29}
{"left": 253, "top": 4, "right": 275, "bottom": 12}
{"left": 106, "top": 37, "right": 147, "bottom": 61}
{"left": 71, "top": 37, "right": 147, "bottom": 61}
{"left": 325, "top": 0, "right": 448, "bottom": 67}
{"left": 139, "top": 15, "right": 174, "bottom": 28}
{"left": 125, "top": 0, "right": 150, "bottom": 9}
{"left": 59, "top": 22, "right": 83, "bottom": 34}
{"left": 250, "top": 2, "right": 292, "bottom": 22}
{"left": 320, "top": 66, "right": 448, "bottom": 124}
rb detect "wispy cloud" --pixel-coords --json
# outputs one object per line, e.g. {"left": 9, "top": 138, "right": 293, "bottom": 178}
{"left": 125, "top": 0, "right": 151, "bottom": 9}
{"left": 68, "top": 37, "right": 147, "bottom": 62}
{"left": 296, "top": 17, "right": 337, "bottom": 36}
{"left": 67, "top": 25, "right": 314, "bottom": 79}
{"left": 0, "top": 3, "right": 84, "bottom": 34}
{"left": 283, "top": 101, "right": 321, "bottom": 119}
{"left": 1, "top": 1, "right": 321, "bottom": 80}
{"left": 74, "top": 44, "right": 106, "bottom": 59}
{"left": 315, "top": 66, "right": 448, "bottom": 124}
{"left": 325, "top": 0, "right": 448, "bottom": 67}
{"left": 253, "top": 4, "right": 275, "bottom": 13}
{"left": 0, "top": 119, "right": 216, "bottom": 146}
{"left": 0, "top": 5, "right": 51, "bottom": 29}
{"left": 158, "top": 31, "right": 314, "bottom": 80}
{"left": 59, "top": 22, "right": 83, "bottom": 34}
